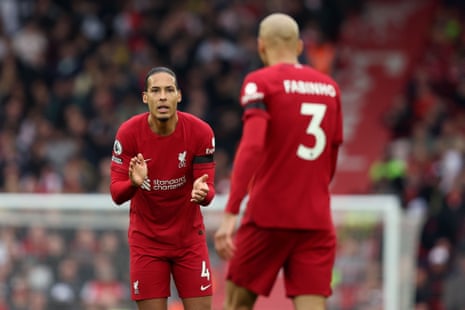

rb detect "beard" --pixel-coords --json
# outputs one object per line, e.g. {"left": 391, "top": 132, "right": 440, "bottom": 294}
{"left": 156, "top": 116, "right": 169, "bottom": 122}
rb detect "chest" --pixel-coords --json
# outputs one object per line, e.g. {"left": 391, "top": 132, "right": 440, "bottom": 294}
{"left": 137, "top": 133, "right": 194, "bottom": 178}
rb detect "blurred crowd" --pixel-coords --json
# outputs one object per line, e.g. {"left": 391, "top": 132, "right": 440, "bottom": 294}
{"left": 0, "top": 222, "right": 131, "bottom": 310}
{"left": 369, "top": 0, "right": 465, "bottom": 309}
{"left": 0, "top": 0, "right": 356, "bottom": 195}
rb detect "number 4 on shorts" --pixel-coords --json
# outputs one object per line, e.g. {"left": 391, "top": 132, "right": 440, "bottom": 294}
{"left": 201, "top": 260, "right": 210, "bottom": 281}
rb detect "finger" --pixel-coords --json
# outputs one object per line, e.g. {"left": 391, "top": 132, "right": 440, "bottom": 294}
{"left": 134, "top": 154, "right": 145, "bottom": 165}
{"left": 190, "top": 194, "right": 203, "bottom": 203}
{"left": 197, "top": 188, "right": 208, "bottom": 195}
{"left": 190, "top": 196, "right": 204, "bottom": 203}
{"left": 226, "top": 237, "right": 236, "bottom": 253}
{"left": 222, "top": 244, "right": 234, "bottom": 260}
{"left": 222, "top": 236, "right": 234, "bottom": 258}
{"left": 214, "top": 234, "right": 223, "bottom": 250}
{"left": 193, "top": 188, "right": 207, "bottom": 198}
{"left": 214, "top": 234, "right": 234, "bottom": 260}
{"left": 214, "top": 240, "right": 228, "bottom": 260}
{"left": 199, "top": 174, "right": 208, "bottom": 182}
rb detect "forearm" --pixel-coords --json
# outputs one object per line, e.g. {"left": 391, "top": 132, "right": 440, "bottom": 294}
{"left": 225, "top": 143, "right": 261, "bottom": 214}
{"left": 110, "top": 179, "right": 138, "bottom": 205}
{"left": 203, "top": 184, "right": 215, "bottom": 206}
{"left": 330, "top": 145, "right": 339, "bottom": 181}
{"left": 225, "top": 114, "right": 267, "bottom": 214}
{"left": 193, "top": 162, "right": 216, "bottom": 206}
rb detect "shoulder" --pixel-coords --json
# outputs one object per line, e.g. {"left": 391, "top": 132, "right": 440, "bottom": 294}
{"left": 313, "top": 69, "right": 339, "bottom": 88}
{"left": 178, "top": 112, "right": 215, "bottom": 150}
{"left": 244, "top": 67, "right": 270, "bottom": 82}
{"left": 300, "top": 64, "right": 340, "bottom": 88}
{"left": 118, "top": 113, "right": 148, "bottom": 133}
{"left": 178, "top": 112, "right": 213, "bottom": 132}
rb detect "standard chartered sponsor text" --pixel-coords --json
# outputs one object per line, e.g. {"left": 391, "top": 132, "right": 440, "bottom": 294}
{"left": 152, "top": 176, "right": 186, "bottom": 190}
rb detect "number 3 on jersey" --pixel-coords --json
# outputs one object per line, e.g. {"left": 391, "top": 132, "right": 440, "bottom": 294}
{"left": 297, "top": 103, "right": 327, "bottom": 160}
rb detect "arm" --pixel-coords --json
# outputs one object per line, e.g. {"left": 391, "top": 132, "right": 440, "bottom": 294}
{"left": 330, "top": 145, "right": 339, "bottom": 181}
{"left": 192, "top": 157, "right": 216, "bottom": 206}
{"left": 225, "top": 113, "right": 268, "bottom": 214}
{"left": 214, "top": 113, "right": 268, "bottom": 261}
{"left": 110, "top": 154, "right": 148, "bottom": 205}
{"left": 110, "top": 177, "right": 137, "bottom": 205}
{"left": 330, "top": 90, "right": 343, "bottom": 182}
{"left": 190, "top": 119, "right": 216, "bottom": 206}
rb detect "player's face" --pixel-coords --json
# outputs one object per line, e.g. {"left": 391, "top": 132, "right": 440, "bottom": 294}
{"left": 143, "top": 72, "right": 181, "bottom": 122}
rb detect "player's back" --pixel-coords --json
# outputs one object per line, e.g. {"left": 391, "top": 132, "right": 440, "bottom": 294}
{"left": 241, "top": 63, "right": 343, "bottom": 230}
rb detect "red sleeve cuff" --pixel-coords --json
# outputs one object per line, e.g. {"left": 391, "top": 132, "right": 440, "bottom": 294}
{"left": 110, "top": 179, "right": 137, "bottom": 205}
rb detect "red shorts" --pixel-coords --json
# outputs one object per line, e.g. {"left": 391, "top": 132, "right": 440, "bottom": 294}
{"left": 129, "top": 241, "right": 213, "bottom": 300}
{"left": 227, "top": 222, "right": 336, "bottom": 297}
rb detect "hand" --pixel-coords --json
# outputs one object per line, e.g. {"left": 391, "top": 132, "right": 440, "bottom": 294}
{"left": 190, "top": 174, "right": 209, "bottom": 203}
{"left": 214, "top": 213, "right": 237, "bottom": 260}
{"left": 129, "top": 153, "right": 148, "bottom": 187}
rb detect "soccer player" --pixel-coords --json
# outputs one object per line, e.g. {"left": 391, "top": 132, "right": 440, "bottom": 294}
{"left": 214, "top": 13, "right": 343, "bottom": 310}
{"left": 110, "top": 66, "right": 216, "bottom": 310}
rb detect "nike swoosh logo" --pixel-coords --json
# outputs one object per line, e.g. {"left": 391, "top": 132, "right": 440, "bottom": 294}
{"left": 200, "top": 284, "right": 212, "bottom": 291}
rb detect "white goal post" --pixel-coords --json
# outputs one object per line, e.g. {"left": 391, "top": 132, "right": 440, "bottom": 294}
{"left": 0, "top": 193, "right": 421, "bottom": 310}
{"left": 208, "top": 194, "right": 413, "bottom": 310}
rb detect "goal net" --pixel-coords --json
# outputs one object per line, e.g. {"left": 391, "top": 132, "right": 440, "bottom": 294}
{"left": 0, "top": 194, "right": 422, "bottom": 310}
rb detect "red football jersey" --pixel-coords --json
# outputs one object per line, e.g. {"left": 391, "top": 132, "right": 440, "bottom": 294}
{"left": 110, "top": 111, "right": 216, "bottom": 248}
{"left": 228, "top": 63, "right": 343, "bottom": 230}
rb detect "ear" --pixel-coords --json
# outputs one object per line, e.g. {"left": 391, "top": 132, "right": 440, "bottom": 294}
{"left": 297, "top": 39, "right": 304, "bottom": 56}
{"left": 142, "top": 92, "right": 148, "bottom": 104}
{"left": 258, "top": 38, "right": 265, "bottom": 55}
{"left": 257, "top": 38, "right": 267, "bottom": 64}
{"left": 177, "top": 90, "right": 182, "bottom": 103}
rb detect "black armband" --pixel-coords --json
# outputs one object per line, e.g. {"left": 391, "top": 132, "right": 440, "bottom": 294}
{"left": 244, "top": 101, "right": 266, "bottom": 111}
{"left": 193, "top": 154, "right": 214, "bottom": 164}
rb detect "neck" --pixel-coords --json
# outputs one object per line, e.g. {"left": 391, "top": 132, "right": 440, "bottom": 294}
{"left": 266, "top": 51, "right": 299, "bottom": 66}
{"left": 148, "top": 113, "right": 178, "bottom": 136}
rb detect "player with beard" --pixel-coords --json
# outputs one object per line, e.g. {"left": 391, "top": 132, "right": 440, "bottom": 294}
{"left": 110, "top": 67, "right": 216, "bottom": 310}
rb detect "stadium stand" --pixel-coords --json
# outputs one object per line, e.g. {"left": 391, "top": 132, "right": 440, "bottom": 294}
{"left": 374, "top": 0, "right": 465, "bottom": 309}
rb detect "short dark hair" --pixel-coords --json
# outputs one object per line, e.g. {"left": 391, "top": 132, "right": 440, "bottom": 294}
{"left": 145, "top": 66, "right": 178, "bottom": 91}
